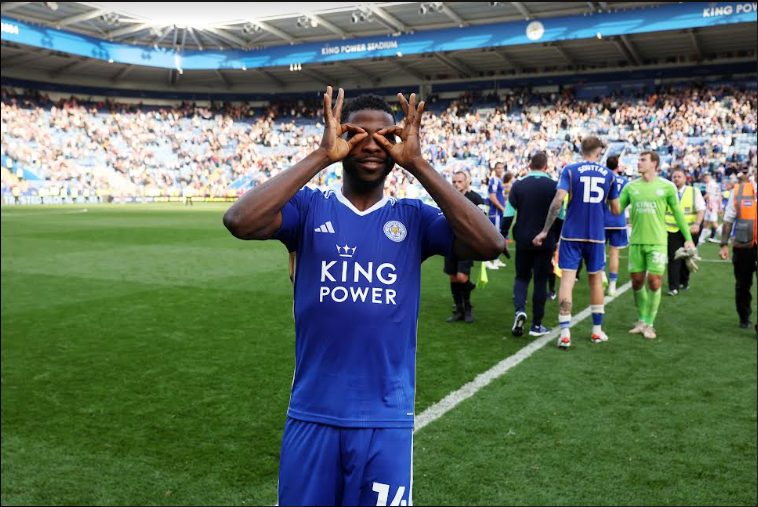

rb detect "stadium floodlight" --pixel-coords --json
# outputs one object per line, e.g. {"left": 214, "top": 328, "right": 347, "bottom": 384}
{"left": 242, "top": 22, "right": 262, "bottom": 34}
{"left": 351, "top": 6, "right": 373, "bottom": 23}
{"left": 419, "top": 2, "right": 444, "bottom": 15}
{"left": 101, "top": 13, "right": 120, "bottom": 26}
{"left": 44, "top": 2, "right": 58, "bottom": 11}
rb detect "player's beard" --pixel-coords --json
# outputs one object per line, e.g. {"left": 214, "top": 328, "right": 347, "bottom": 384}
{"left": 342, "top": 157, "right": 395, "bottom": 193}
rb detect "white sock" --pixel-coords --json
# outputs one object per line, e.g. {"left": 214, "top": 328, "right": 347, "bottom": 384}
{"left": 592, "top": 324, "right": 602, "bottom": 335}
{"left": 609, "top": 281, "right": 616, "bottom": 291}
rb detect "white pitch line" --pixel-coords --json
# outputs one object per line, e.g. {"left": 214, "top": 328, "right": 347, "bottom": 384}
{"left": 414, "top": 281, "right": 633, "bottom": 433}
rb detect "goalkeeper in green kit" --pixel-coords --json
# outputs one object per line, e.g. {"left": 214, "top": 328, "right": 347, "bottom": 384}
{"left": 617, "top": 152, "right": 696, "bottom": 339}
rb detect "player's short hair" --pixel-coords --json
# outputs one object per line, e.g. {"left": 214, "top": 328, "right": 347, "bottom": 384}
{"left": 640, "top": 150, "right": 660, "bottom": 168}
{"left": 453, "top": 170, "right": 470, "bottom": 182}
{"left": 606, "top": 155, "right": 619, "bottom": 171}
{"left": 581, "top": 136, "right": 605, "bottom": 155}
{"left": 671, "top": 167, "right": 686, "bottom": 176}
{"left": 341, "top": 94, "right": 395, "bottom": 122}
{"left": 529, "top": 151, "right": 548, "bottom": 170}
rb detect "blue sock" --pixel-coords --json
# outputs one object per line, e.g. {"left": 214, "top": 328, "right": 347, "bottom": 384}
{"left": 591, "top": 305, "right": 604, "bottom": 334}
{"left": 609, "top": 272, "right": 618, "bottom": 282}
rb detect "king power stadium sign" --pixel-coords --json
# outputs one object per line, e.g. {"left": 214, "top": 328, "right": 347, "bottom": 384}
{"left": 1, "top": 2, "right": 756, "bottom": 71}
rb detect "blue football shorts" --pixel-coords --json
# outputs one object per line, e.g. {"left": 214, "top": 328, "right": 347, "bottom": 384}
{"left": 558, "top": 240, "right": 606, "bottom": 273}
{"left": 605, "top": 228, "right": 629, "bottom": 248}
{"left": 278, "top": 417, "right": 413, "bottom": 506}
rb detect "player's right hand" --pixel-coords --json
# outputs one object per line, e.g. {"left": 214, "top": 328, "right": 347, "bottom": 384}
{"left": 319, "top": 86, "right": 367, "bottom": 163}
{"left": 719, "top": 245, "right": 729, "bottom": 260}
{"left": 532, "top": 231, "right": 547, "bottom": 247}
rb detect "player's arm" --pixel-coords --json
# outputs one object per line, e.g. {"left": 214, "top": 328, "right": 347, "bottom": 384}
{"left": 223, "top": 87, "right": 366, "bottom": 240}
{"left": 488, "top": 185, "right": 504, "bottom": 213}
{"left": 608, "top": 198, "right": 621, "bottom": 215}
{"left": 719, "top": 189, "right": 737, "bottom": 259}
{"left": 501, "top": 188, "right": 517, "bottom": 237}
{"left": 373, "top": 93, "right": 504, "bottom": 260}
{"left": 692, "top": 187, "right": 706, "bottom": 234}
{"left": 532, "top": 188, "right": 567, "bottom": 246}
{"left": 666, "top": 188, "right": 694, "bottom": 246}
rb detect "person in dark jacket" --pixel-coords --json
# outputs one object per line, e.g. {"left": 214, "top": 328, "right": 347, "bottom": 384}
{"left": 502, "top": 151, "right": 563, "bottom": 336}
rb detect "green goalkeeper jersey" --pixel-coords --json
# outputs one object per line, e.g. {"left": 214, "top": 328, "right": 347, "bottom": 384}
{"left": 619, "top": 176, "right": 693, "bottom": 245}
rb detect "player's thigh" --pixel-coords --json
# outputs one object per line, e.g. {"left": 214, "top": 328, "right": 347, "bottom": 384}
{"left": 628, "top": 244, "right": 648, "bottom": 274}
{"left": 558, "top": 241, "right": 582, "bottom": 270}
{"left": 532, "top": 249, "right": 553, "bottom": 281}
{"left": 645, "top": 245, "right": 668, "bottom": 276}
{"left": 279, "top": 418, "right": 341, "bottom": 506}
{"left": 583, "top": 242, "right": 606, "bottom": 273}
{"left": 514, "top": 248, "right": 535, "bottom": 280}
{"left": 443, "top": 255, "right": 458, "bottom": 275}
{"left": 361, "top": 429, "right": 412, "bottom": 505}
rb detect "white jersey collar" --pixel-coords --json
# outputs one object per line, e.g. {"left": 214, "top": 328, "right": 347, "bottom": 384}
{"left": 334, "top": 186, "right": 389, "bottom": 216}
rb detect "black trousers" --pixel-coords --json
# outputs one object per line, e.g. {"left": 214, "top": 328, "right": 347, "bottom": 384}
{"left": 667, "top": 229, "right": 701, "bottom": 290}
{"left": 732, "top": 245, "right": 758, "bottom": 324}
{"left": 513, "top": 248, "right": 553, "bottom": 326}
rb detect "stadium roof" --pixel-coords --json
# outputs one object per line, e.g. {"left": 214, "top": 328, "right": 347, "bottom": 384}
{"left": 1, "top": 2, "right": 756, "bottom": 95}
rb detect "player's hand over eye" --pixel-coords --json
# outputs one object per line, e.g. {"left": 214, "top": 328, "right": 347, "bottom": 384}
{"left": 319, "top": 86, "right": 367, "bottom": 163}
{"left": 372, "top": 92, "right": 425, "bottom": 171}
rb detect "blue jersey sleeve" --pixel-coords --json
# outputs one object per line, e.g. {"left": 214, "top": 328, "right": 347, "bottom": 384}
{"left": 607, "top": 173, "right": 620, "bottom": 200}
{"left": 272, "top": 187, "right": 315, "bottom": 252}
{"left": 420, "top": 204, "right": 454, "bottom": 260}
{"left": 557, "top": 167, "right": 571, "bottom": 193}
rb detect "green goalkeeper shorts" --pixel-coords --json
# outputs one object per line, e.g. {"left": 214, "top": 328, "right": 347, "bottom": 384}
{"left": 629, "top": 244, "right": 667, "bottom": 275}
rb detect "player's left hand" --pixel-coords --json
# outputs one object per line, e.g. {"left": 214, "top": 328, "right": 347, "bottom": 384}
{"left": 373, "top": 92, "right": 425, "bottom": 170}
{"left": 684, "top": 240, "right": 696, "bottom": 251}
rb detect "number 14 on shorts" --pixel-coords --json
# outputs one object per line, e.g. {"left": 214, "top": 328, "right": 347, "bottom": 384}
{"left": 372, "top": 482, "right": 408, "bottom": 506}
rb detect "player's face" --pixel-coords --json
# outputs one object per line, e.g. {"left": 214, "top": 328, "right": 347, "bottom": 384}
{"left": 342, "top": 110, "right": 396, "bottom": 187}
{"left": 494, "top": 164, "right": 504, "bottom": 177}
{"left": 637, "top": 155, "right": 657, "bottom": 175}
{"left": 452, "top": 174, "right": 467, "bottom": 192}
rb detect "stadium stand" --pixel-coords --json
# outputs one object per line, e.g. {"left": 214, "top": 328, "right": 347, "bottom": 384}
{"left": 1, "top": 82, "right": 755, "bottom": 205}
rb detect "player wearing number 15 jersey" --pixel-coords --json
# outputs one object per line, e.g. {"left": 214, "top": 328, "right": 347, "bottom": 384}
{"left": 532, "top": 137, "right": 620, "bottom": 349}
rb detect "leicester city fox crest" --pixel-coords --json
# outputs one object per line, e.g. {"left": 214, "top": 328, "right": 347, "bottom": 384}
{"left": 383, "top": 220, "right": 407, "bottom": 242}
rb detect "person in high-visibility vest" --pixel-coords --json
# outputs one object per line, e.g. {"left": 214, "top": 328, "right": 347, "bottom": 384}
{"left": 665, "top": 168, "right": 706, "bottom": 296}
{"left": 720, "top": 167, "right": 758, "bottom": 332}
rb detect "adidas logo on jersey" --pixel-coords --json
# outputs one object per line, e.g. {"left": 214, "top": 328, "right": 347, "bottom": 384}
{"left": 314, "top": 221, "right": 335, "bottom": 233}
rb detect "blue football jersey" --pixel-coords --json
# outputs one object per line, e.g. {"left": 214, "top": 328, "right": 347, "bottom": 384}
{"left": 487, "top": 177, "right": 505, "bottom": 218}
{"left": 273, "top": 187, "right": 454, "bottom": 428}
{"left": 558, "top": 161, "right": 619, "bottom": 242}
{"left": 604, "top": 173, "right": 629, "bottom": 229}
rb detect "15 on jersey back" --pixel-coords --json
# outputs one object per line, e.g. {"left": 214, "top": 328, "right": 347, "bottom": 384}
{"left": 559, "top": 161, "right": 619, "bottom": 242}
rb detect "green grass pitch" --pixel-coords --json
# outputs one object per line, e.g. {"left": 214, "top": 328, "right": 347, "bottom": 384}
{"left": 2, "top": 204, "right": 756, "bottom": 505}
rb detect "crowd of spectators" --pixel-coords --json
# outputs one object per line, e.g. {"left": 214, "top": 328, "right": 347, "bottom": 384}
{"left": 1, "top": 83, "right": 756, "bottom": 204}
